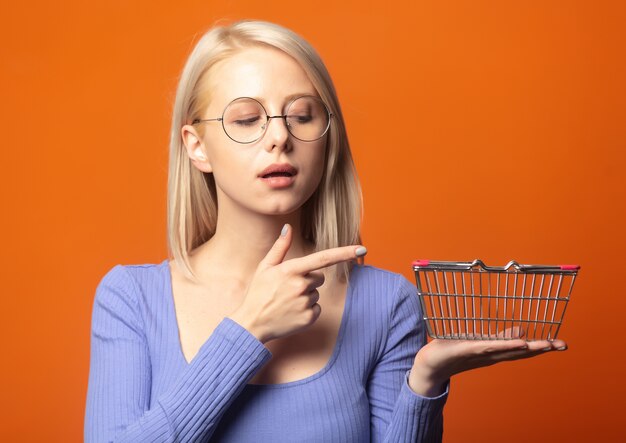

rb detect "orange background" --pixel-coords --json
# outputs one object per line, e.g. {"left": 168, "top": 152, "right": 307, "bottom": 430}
{"left": 1, "top": 1, "right": 624, "bottom": 441}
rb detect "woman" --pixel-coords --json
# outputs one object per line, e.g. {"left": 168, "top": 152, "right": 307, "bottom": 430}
{"left": 84, "top": 20, "right": 567, "bottom": 442}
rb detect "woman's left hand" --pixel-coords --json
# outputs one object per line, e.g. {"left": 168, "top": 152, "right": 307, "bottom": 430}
{"left": 408, "top": 328, "right": 568, "bottom": 397}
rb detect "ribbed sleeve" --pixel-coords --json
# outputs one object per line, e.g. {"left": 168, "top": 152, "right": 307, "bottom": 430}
{"left": 367, "top": 275, "right": 449, "bottom": 443}
{"left": 84, "top": 265, "right": 272, "bottom": 442}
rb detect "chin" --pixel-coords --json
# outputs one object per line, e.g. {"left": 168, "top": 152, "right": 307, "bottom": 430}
{"left": 257, "top": 194, "right": 313, "bottom": 216}
{"left": 260, "top": 203, "right": 302, "bottom": 216}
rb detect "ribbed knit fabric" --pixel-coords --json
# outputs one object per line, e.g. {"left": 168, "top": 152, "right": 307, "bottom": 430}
{"left": 84, "top": 261, "right": 448, "bottom": 442}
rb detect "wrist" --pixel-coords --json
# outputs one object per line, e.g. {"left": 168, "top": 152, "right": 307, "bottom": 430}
{"left": 408, "top": 362, "right": 448, "bottom": 397}
{"left": 227, "top": 311, "right": 268, "bottom": 344}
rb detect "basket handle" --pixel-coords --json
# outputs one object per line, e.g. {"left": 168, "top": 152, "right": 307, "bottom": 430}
{"left": 412, "top": 259, "right": 580, "bottom": 272}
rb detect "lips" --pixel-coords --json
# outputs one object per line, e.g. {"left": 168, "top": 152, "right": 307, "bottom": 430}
{"left": 258, "top": 163, "right": 298, "bottom": 189}
{"left": 258, "top": 163, "right": 298, "bottom": 179}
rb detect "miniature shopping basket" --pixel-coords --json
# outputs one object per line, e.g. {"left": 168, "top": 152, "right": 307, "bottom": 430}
{"left": 412, "top": 259, "right": 580, "bottom": 341}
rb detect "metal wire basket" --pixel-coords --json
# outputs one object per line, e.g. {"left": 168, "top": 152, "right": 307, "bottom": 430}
{"left": 412, "top": 259, "right": 580, "bottom": 341}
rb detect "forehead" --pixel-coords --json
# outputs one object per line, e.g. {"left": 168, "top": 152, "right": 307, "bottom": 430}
{"left": 206, "top": 46, "right": 317, "bottom": 109}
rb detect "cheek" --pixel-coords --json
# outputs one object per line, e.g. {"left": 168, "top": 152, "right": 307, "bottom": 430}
{"left": 303, "top": 143, "right": 328, "bottom": 193}
{"left": 206, "top": 147, "right": 251, "bottom": 189}
{"left": 314, "top": 153, "right": 326, "bottom": 182}
{"left": 205, "top": 133, "right": 248, "bottom": 169}
{"left": 312, "top": 140, "right": 328, "bottom": 178}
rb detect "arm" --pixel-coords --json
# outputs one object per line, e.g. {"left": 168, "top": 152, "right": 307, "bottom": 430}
{"left": 84, "top": 265, "right": 271, "bottom": 443}
{"left": 367, "top": 276, "right": 449, "bottom": 443}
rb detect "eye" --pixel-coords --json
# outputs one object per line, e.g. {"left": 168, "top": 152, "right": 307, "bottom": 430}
{"left": 288, "top": 98, "right": 324, "bottom": 125}
{"left": 289, "top": 114, "right": 314, "bottom": 124}
{"left": 224, "top": 98, "right": 265, "bottom": 127}
{"left": 233, "top": 116, "right": 262, "bottom": 126}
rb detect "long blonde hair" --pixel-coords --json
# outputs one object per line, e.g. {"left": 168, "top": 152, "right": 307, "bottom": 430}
{"left": 167, "top": 20, "right": 362, "bottom": 281}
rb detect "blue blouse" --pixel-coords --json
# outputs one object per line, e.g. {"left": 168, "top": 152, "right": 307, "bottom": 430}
{"left": 84, "top": 261, "right": 448, "bottom": 442}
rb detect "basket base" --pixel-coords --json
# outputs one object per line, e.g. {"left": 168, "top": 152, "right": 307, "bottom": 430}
{"left": 427, "top": 333, "right": 558, "bottom": 342}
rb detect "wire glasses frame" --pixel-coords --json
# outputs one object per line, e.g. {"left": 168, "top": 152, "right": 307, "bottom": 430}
{"left": 191, "top": 95, "right": 333, "bottom": 144}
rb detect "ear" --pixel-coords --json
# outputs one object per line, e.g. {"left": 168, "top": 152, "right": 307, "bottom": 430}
{"left": 181, "top": 124, "right": 213, "bottom": 173}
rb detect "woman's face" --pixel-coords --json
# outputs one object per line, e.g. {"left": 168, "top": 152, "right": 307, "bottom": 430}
{"left": 184, "top": 46, "right": 328, "bottom": 217}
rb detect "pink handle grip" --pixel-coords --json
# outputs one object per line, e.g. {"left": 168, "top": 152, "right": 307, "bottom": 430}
{"left": 560, "top": 265, "right": 580, "bottom": 270}
{"left": 412, "top": 260, "right": 431, "bottom": 267}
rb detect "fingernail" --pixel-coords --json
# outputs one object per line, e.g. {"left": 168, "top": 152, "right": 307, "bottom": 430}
{"left": 557, "top": 346, "right": 568, "bottom": 351}
{"left": 517, "top": 345, "right": 528, "bottom": 350}
{"left": 355, "top": 246, "right": 367, "bottom": 257}
{"left": 542, "top": 347, "right": 553, "bottom": 351}
{"left": 280, "top": 224, "right": 289, "bottom": 237}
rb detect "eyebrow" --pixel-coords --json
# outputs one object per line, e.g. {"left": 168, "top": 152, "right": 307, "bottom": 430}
{"left": 241, "top": 92, "right": 318, "bottom": 107}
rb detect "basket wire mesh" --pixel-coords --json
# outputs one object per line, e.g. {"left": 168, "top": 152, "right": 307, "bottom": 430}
{"left": 413, "top": 259, "right": 580, "bottom": 341}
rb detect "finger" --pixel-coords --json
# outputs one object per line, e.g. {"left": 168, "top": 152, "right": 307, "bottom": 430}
{"left": 306, "top": 270, "right": 325, "bottom": 290}
{"left": 305, "top": 289, "right": 320, "bottom": 307}
{"left": 480, "top": 348, "right": 547, "bottom": 363}
{"left": 311, "top": 302, "right": 322, "bottom": 320}
{"left": 286, "top": 245, "right": 367, "bottom": 275}
{"left": 496, "top": 326, "right": 525, "bottom": 339}
{"left": 297, "top": 272, "right": 325, "bottom": 294}
{"left": 474, "top": 339, "right": 529, "bottom": 354}
{"left": 481, "top": 339, "right": 568, "bottom": 360}
{"left": 260, "top": 224, "right": 292, "bottom": 267}
{"left": 524, "top": 339, "right": 567, "bottom": 352}
{"left": 474, "top": 339, "right": 567, "bottom": 355}
{"left": 485, "top": 345, "right": 565, "bottom": 362}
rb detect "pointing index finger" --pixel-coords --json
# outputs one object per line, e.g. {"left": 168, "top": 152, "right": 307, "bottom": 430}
{"left": 286, "top": 246, "right": 367, "bottom": 274}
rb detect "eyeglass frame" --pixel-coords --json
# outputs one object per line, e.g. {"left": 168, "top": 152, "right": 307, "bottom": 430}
{"left": 191, "top": 95, "right": 333, "bottom": 144}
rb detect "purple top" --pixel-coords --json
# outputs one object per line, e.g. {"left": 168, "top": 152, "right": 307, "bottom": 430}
{"left": 85, "top": 261, "right": 448, "bottom": 442}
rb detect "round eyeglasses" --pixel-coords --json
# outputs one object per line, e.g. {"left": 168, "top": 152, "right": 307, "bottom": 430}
{"left": 191, "top": 95, "right": 333, "bottom": 144}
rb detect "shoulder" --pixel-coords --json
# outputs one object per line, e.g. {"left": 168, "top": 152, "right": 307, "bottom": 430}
{"left": 351, "top": 264, "right": 416, "bottom": 302}
{"left": 93, "top": 260, "right": 169, "bottom": 317}
{"left": 96, "top": 259, "right": 167, "bottom": 294}
{"left": 349, "top": 264, "right": 420, "bottom": 321}
{"left": 90, "top": 260, "right": 170, "bottom": 339}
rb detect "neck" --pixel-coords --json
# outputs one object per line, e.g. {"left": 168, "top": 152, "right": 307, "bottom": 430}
{"left": 188, "top": 202, "right": 313, "bottom": 285}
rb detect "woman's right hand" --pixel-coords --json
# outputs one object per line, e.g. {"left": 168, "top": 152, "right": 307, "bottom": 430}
{"left": 227, "top": 224, "right": 366, "bottom": 343}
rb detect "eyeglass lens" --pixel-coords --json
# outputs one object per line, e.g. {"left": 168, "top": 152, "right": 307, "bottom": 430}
{"left": 222, "top": 96, "right": 330, "bottom": 143}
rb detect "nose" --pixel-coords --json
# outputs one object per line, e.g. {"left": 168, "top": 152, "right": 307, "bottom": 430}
{"left": 262, "top": 115, "right": 291, "bottom": 152}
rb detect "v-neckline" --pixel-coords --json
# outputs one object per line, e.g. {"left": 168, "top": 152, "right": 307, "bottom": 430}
{"left": 161, "top": 259, "right": 359, "bottom": 389}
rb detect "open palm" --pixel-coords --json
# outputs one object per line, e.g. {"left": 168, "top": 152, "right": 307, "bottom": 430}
{"left": 410, "top": 327, "right": 568, "bottom": 394}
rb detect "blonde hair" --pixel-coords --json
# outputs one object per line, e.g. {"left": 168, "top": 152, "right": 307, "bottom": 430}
{"left": 167, "top": 19, "right": 362, "bottom": 281}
